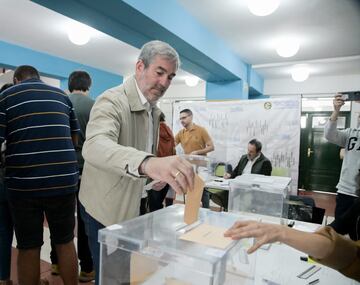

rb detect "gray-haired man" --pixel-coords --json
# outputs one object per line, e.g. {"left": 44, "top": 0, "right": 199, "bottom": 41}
{"left": 79, "top": 40, "right": 195, "bottom": 284}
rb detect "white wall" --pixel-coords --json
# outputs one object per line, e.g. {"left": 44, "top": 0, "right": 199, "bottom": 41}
{"left": 159, "top": 81, "right": 206, "bottom": 128}
{"left": 265, "top": 73, "right": 360, "bottom": 126}
{"left": 41, "top": 75, "right": 60, "bottom": 88}
{"left": 264, "top": 74, "right": 360, "bottom": 96}
{"left": 351, "top": 101, "right": 360, "bottom": 128}
{"left": 158, "top": 74, "right": 360, "bottom": 128}
{"left": 0, "top": 70, "right": 60, "bottom": 88}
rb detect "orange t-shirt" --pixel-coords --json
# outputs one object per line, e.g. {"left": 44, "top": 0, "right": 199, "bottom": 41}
{"left": 175, "top": 124, "right": 211, "bottom": 155}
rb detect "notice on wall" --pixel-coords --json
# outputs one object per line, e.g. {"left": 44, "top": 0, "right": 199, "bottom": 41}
{"left": 173, "top": 98, "right": 301, "bottom": 194}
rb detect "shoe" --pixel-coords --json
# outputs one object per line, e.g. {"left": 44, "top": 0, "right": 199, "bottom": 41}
{"left": 51, "top": 264, "right": 60, "bottom": 275}
{"left": 39, "top": 279, "right": 49, "bottom": 285}
{"left": 79, "top": 270, "right": 96, "bottom": 282}
{"left": 0, "top": 280, "right": 13, "bottom": 285}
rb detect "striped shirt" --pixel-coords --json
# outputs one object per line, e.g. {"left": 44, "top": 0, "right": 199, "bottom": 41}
{"left": 0, "top": 79, "right": 80, "bottom": 197}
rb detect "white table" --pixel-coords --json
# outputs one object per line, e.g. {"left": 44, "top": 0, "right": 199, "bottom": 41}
{"left": 205, "top": 178, "right": 232, "bottom": 191}
{"left": 224, "top": 216, "right": 358, "bottom": 285}
{"left": 253, "top": 238, "right": 358, "bottom": 285}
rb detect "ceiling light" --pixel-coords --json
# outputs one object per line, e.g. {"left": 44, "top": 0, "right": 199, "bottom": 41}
{"left": 291, "top": 65, "right": 310, "bottom": 82}
{"left": 184, "top": 76, "right": 199, "bottom": 87}
{"left": 276, "top": 38, "right": 300, "bottom": 57}
{"left": 247, "top": 0, "right": 280, "bottom": 16}
{"left": 67, "top": 22, "right": 91, "bottom": 45}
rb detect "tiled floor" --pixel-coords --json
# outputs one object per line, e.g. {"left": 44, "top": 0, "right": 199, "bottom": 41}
{"left": 10, "top": 248, "right": 94, "bottom": 285}
{"left": 10, "top": 225, "right": 93, "bottom": 285}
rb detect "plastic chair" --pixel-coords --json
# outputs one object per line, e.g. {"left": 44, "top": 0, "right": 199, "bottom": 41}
{"left": 206, "top": 163, "right": 229, "bottom": 211}
{"left": 214, "top": 164, "right": 226, "bottom": 177}
{"left": 271, "top": 167, "right": 290, "bottom": 177}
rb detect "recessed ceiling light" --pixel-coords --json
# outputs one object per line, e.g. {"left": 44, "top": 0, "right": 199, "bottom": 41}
{"left": 67, "top": 22, "right": 92, "bottom": 45}
{"left": 247, "top": 0, "right": 280, "bottom": 17}
{"left": 291, "top": 65, "right": 310, "bottom": 82}
{"left": 184, "top": 76, "right": 199, "bottom": 87}
{"left": 276, "top": 38, "right": 300, "bottom": 57}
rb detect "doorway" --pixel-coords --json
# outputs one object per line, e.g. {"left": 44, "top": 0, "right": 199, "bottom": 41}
{"left": 299, "top": 111, "right": 350, "bottom": 193}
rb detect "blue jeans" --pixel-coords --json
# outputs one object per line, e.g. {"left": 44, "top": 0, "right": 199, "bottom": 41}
{"left": 0, "top": 178, "right": 13, "bottom": 280}
{"left": 80, "top": 203, "right": 104, "bottom": 285}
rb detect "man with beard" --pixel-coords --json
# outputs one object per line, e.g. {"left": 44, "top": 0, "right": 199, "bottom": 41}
{"left": 175, "top": 109, "right": 215, "bottom": 207}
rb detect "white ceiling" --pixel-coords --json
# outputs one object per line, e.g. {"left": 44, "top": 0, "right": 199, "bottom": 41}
{"left": 0, "top": 0, "right": 193, "bottom": 84}
{"left": 0, "top": 0, "right": 359, "bottom": 85}
{"left": 178, "top": 0, "right": 360, "bottom": 79}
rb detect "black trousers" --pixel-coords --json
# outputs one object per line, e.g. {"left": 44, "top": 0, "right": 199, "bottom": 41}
{"left": 147, "top": 184, "right": 169, "bottom": 212}
{"left": 330, "top": 196, "right": 360, "bottom": 241}
{"left": 334, "top": 193, "right": 357, "bottom": 219}
{"left": 50, "top": 184, "right": 93, "bottom": 273}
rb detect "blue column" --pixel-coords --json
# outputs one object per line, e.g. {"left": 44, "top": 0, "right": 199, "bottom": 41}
{"left": 206, "top": 80, "right": 249, "bottom": 101}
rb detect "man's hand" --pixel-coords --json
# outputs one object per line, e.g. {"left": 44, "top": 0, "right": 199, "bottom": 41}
{"left": 141, "top": 156, "right": 195, "bottom": 195}
{"left": 223, "top": 172, "right": 231, "bottom": 179}
{"left": 330, "top": 94, "right": 345, "bottom": 122}
{"left": 333, "top": 94, "right": 345, "bottom": 112}
{"left": 152, "top": 181, "right": 167, "bottom": 191}
{"left": 190, "top": 150, "right": 199, "bottom": 155}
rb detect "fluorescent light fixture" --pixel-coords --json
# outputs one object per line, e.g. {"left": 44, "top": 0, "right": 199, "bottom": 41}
{"left": 291, "top": 65, "right": 310, "bottom": 82}
{"left": 247, "top": 0, "right": 280, "bottom": 16}
{"left": 67, "top": 21, "right": 92, "bottom": 45}
{"left": 276, "top": 38, "right": 300, "bottom": 57}
{"left": 184, "top": 76, "right": 199, "bottom": 87}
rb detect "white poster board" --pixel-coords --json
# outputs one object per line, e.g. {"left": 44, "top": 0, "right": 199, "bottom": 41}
{"left": 172, "top": 98, "right": 301, "bottom": 193}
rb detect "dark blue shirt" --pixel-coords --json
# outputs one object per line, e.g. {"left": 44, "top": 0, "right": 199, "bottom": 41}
{"left": 0, "top": 79, "right": 80, "bottom": 197}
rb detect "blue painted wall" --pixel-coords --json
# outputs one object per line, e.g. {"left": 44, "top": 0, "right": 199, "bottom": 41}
{"left": 0, "top": 40, "right": 122, "bottom": 98}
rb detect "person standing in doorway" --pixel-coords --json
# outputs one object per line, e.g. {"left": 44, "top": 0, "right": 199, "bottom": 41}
{"left": 324, "top": 94, "right": 360, "bottom": 219}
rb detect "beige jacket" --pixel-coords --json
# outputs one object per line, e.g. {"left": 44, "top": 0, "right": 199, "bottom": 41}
{"left": 79, "top": 76, "right": 161, "bottom": 226}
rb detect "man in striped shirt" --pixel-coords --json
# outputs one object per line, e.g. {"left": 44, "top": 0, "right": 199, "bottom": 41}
{"left": 0, "top": 65, "right": 79, "bottom": 285}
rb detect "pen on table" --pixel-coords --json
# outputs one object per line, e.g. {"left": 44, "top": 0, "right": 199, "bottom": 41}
{"left": 308, "top": 278, "right": 319, "bottom": 285}
{"left": 300, "top": 256, "right": 316, "bottom": 264}
{"left": 262, "top": 278, "right": 280, "bottom": 285}
{"left": 288, "top": 220, "right": 295, "bottom": 227}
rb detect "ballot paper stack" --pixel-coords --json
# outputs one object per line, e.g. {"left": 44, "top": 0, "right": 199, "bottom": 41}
{"left": 98, "top": 204, "right": 257, "bottom": 285}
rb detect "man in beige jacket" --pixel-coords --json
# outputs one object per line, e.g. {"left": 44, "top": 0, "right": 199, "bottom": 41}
{"left": 78, "top": 41, "right": 195, "bottom": 284}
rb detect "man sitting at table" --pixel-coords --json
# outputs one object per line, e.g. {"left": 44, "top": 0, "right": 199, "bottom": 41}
{"left": 224, "top": 139, "right": 272, "bottom": 179}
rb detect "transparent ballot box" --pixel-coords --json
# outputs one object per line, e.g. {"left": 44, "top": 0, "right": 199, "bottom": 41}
{"left": 98, "top": 204, "right": 257, "bottom": 285}
{"left": 228, "top": 174, "right": 291, "bottom": 222}
{"left": 181, "top": 154, "right": 214, "bottom": 182}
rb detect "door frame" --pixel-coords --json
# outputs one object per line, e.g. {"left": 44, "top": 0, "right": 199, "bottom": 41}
{"left": 299, "top": 111, "right": 350, "bottom": 193}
